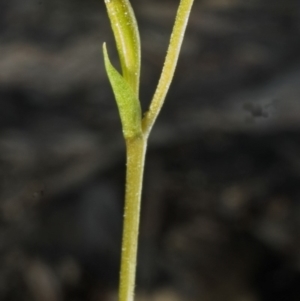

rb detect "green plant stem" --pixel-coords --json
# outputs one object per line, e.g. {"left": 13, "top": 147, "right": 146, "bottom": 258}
{"left": 119, "top": 135, "right": 147, "bottom": 301}
{"left": 117, "top": 1, "right": 194, "bottom": 300}
{"left": 104, "top": 0, "right": 141, "bottom": 96}
{"left": 142, "top": 0, "right": 194, "bottom": 136}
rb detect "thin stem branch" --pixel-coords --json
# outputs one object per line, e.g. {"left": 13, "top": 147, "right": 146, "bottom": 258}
{"left": 117, "top": 1, "right": 194, "bottom": 300}
{"left": 119, "top": 135, "right": 147, "bottom": 301}
{"left": 142, "top": 0, "right": 194, "bottom": 136}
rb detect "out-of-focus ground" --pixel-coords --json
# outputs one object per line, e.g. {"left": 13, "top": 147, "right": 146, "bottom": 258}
{"left": 1, "top": 0, "right": 300, "bottom": 300}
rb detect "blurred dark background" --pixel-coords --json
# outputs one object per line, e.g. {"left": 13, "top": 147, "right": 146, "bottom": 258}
{"left": 1, "top": 0, "right": 300, "bottom": 300}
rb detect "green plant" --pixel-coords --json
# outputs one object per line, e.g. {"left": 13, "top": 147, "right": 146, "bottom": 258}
{"left": 103, "top": 0, "right": 194, "bottom": 300}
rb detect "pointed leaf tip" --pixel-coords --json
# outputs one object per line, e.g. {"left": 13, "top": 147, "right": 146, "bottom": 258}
{"left": 103, "top": 44, "right": 142, "bottom": 139}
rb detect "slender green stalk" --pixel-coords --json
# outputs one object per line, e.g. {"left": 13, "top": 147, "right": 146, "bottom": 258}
{"left": 103, "top": 1, "right": 194, "bottom": 300}
{"left": 104, "top": 0, "right": 141, "bottom": 96}
{"left": 142, "top": 0, "right": 194, "bottom": 136}
{"left": 119, "top": 135, "right": 147, "bottom": 301}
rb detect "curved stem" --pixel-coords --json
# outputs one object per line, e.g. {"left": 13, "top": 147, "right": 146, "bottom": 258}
{"left": 117, "top": 1, "right": 194, "bottom": 300}
{"left": 119, "top": 135, "right": 147, "bottom": 301}
{"left": 142, "top": 0, "right": 194, "bottom": 136}
{"left": 104, "top": 0, "right": 141, "bottom": 96}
